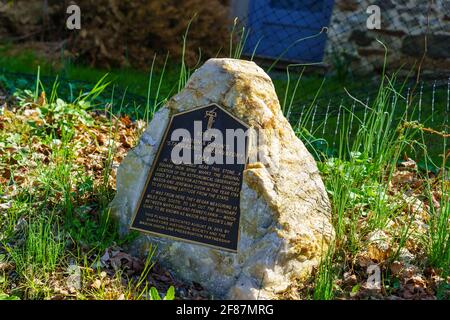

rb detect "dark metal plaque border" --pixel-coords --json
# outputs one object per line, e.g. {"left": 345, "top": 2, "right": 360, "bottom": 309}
{"left": 129, "top": 104, "right": 249, "bottom": 253}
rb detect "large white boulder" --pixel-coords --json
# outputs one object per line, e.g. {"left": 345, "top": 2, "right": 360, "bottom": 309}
{"left": 110, "top": 58, "right": 334, "bottom": 299}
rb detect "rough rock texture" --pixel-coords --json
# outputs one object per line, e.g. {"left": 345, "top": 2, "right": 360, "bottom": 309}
{"left": 110, "top": 58, "right": 334, "bottom": 299}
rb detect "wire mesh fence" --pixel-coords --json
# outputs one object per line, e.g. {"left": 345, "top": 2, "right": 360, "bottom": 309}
{"left": 232, "top": 0, "right": 450, "bottom": 79}
{"left": 230, "top": 0, "right": 449, "bottom": 146}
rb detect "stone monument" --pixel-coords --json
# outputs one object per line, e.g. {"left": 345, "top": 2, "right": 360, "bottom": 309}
{"left": 110, "top": 58, "right": 334, "bottom": 299}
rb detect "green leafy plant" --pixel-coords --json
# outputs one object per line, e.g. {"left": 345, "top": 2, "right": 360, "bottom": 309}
{"left": 5, "top": 215, "right": 64, "bottom": 280}
{"left": 149, "top": 286, "right": 175, "bottom": 301}
{"left": 313, "top": 244, "right": 335, "bottom": 300}
{"left": 0, "top": 293, "right": 21, "bottom": 300}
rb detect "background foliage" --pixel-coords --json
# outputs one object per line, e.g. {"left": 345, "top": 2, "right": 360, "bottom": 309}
{"left": 0, "top": 0, "right": 230, "bottom": 68}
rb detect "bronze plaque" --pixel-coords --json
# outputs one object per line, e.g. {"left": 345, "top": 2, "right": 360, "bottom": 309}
{"left": 130, "top": 104, "right": 249, "bottom": 252}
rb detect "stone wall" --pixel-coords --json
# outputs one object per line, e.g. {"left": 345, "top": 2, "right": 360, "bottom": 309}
{"left": 324, "top": 0, "right": 450, "bottom": 77}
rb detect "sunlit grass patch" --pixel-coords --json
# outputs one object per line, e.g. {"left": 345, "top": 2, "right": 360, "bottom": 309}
{"left": 292, "top": 70, "right": 449, "bottom": 299}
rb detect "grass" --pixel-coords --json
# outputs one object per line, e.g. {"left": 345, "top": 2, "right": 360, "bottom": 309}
{"left": 422, "top": 131, "right": 449, "bottom": 269}
{"left": 0, "top": 74, "right": 175, "bottom": 299}
{"left": 4, "top": 215, "right": 64, "bottom": 299}
{"left": 294, "top": 66, "right": 449, "bottom": 299}
{"left": 7, "top": 42, "right": 447, "bottom": 124}
{"left": 1, "top": 42, "right": 448, "bottom": 149}
{"left": 0, "top": 36, "right": 448, "bottom": 300}
{"left": 0, "top": 44, "right": 178, "bottom": 99}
